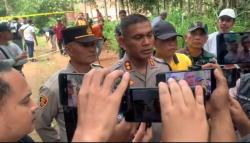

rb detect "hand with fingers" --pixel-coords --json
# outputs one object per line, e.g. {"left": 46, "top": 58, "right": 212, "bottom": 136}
{"left": 72, "top": 69, "right": 130, "bottom": 142}
{"left": 132, "top": 123, "right": 152, "bottom": 142}
{"left": 108, "top": 119, "right": 138, "bottom": 142}
{"left": 229, "top": 97, "right": 250, "bottom": 137}
{"left": 159, "top": 78, "right": 209, "bottom": 142}
{"left": 202, "top": 63, "right": 237, "bottom": 142}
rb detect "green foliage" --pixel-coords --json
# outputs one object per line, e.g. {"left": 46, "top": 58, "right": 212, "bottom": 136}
{"left": 103, "top": 20, "right": 119, "bottom": 52}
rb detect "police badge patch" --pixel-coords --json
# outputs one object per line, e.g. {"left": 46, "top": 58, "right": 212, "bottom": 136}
{"left": 39, "top": 95, "right": 48, "bottom": 108}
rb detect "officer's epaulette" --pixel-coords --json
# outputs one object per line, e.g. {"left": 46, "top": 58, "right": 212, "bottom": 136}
{"left": 111, "top": 60, "right": 123, "bottom": 71}
{"left": 91, "top": 63, "right": 103, "bottom": 68}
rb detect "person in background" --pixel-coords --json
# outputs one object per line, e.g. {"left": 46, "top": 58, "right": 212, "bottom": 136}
{"left": 238, "top": 35, "right": 250, "bottom": 63}
{"left": 115, "top": 10, "right": 127, "bottom": 59}
{"left": 53, "top": 18, "right": 66, "bottom": 55}
{"left": 153, "top": 21, "right": 192, "bottom": 71}
{"left": 0, "top": 23, "right": 27, "bottom": 73}
{"left": 96, "top": 9, "right": 104, "bottom": 22}
{"left": 178, "top": 21, "right": 215, "bottom": 67}
{"left": 9, "top": 18, "right": 23, "bottom": 50}
{"left": 151, "top": 11, "right": 168, "bottom": 27}
{"left": 85, "top": 13, "right": 93, "bottom": 27}
{"left": 91, "top": 20, "right": 104, "bottom": 57}
{"left": 204, "top": 8, "right": 236, "bottom": 56}
{"left": 19, "top": 19, "right": 38, "bottom": 62}
{"left": 75, "top": 12, "right": 87, "bottom": 26}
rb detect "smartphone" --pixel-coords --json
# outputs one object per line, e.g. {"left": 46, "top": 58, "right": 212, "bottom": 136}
{"left": 156, "top": 69, "right": 216, "bottom": 100}
{"left": 58, "top": 73, "right": 84, "bottom": 141}
{"left": 237, "top": 73, "right": 250, "bottom": 118}
{"left": 222, "top": 68, "right": 240, "bottom": 88}
{"left": 217, "top": 32, "right": 250, "bottom": 65}
{"left": 58, "top": 73, "right": 128, "bottom": 141}
{"left": 124, "top": 88, "right": 161, "bottom": 122}
{"left": 59, "top": 73, "right": 84, "bottom": 107}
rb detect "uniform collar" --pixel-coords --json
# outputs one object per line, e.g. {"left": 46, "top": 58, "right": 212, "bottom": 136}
{"left": 65, "top": 62, "right": 79, "bottom": 73}
{"left": 122, "top": 54, "right": 157, "bottom": 72}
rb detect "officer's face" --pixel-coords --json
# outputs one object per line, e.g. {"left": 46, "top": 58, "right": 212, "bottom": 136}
{"left": 185, "top": 29, "right": 208, "bottom": 50}
{"left": 119, "top": 21, "right": 154, "bottom": 60}
{"left": 155, "top": 36, "right": 178, "bottom": 58}
{"left": 0, "top": 70, "right": 37, "bottom": 141}
{"left": 218, "top": 16, "right": 235, "bottom": 33}
{"left": 66, "top": 41, "right": 97, "bottom": 65}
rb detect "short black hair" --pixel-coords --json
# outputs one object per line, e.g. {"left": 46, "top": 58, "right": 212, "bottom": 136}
{"left": 120, "top": 14, "right": 150, "bottom": 36}
{"left": 0, "top": 62, "right": 12, "bottom": 105}
{"left": 119, "top": 10, "right": 126, "bottom": 15}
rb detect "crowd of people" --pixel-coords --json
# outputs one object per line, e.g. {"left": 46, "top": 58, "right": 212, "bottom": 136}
{"left": 0, "top": 7, "right": 250, "bottom": 142}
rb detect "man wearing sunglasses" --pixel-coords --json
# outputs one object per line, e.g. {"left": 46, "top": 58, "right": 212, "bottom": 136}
{"left": 35, "top": 26, "right": 102, "bottom": 142}
{"left": 204, "top": 8, "right": 236, "bottom": 57}
{"left": 178, "top": 22, "right": 216, "bottom": 67}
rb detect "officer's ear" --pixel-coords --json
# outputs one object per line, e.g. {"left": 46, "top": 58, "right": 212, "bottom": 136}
{"left": 65, "top": 44, "right": 73, "bottom": 56}
{"left": 118, "top": 36, "right": 127, "bottom": 51}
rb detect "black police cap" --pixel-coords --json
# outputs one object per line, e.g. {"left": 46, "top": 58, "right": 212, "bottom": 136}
{"left": 62, "top": 26, "right": 97, "bottom": 45}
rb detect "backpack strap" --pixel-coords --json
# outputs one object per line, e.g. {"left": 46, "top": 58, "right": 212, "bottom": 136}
{"left": 0, "top": 46, "right": 10, "bottom": 59}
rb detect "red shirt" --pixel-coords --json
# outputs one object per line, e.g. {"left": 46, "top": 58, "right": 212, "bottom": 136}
{"left": 91, "top": 24, "right": 103, "bottom": 39}
{"left": 53, "top": 23, "right": 65, "bottom": 40}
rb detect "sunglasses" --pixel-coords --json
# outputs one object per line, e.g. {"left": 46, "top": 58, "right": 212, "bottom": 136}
{"left": 76, "top": 41, "right": 97, "bottom": 48}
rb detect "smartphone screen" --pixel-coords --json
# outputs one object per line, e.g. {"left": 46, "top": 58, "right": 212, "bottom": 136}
{"left": 217, "top": 32, "right": 250, "bottom": 65}
{"left": 222, "top": 68, "right": 240, "bottom": 88}
{"left": 156, "top": 69, "right": 215, "bottom": 100}
{"left": 58, "top": 73, "right": 84, "bottom": 142}
{"left": 59, "top": 73, "right": 84, "bottom": 107}
{"left": 125, "top": 88, "right": 161, "bottom": 122}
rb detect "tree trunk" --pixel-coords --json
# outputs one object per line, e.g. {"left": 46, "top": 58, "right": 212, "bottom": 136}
{"left": 104, "top": 0, "right": 108, "bottom": 20}
{"left": 163, "top": 0, "right": 166, "bottom": 10}
{"left": 179, "top": 0, "right": 183, "bottom": 10}
{"left": 119, "top": 0, "right": 125, "bottom": 10}
{"left": 157, "top": 0, "right": 160, "bottom": 15}
{"left": 84, "top": 0, "right": 87, "bottom": 14}
{"left": 115, "top": 0, "right": 118, "bottom": 20}
{"left": 188, "top": 0, "right": 191, "bottom": 15}
{"left": 3, "top": 0, "right": 9, "bottom": 15}
{"left": 126, "top": 0, "right": 130, "bottom": 14}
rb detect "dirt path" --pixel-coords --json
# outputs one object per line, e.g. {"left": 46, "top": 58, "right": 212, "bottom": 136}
{"left": 23, "top": 45, "right": 118, "bottom": 141}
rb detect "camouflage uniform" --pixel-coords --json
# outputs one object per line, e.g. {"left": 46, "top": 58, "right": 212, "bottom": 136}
{"left": 178, "top": 47, "right": 216, "bottom": 66}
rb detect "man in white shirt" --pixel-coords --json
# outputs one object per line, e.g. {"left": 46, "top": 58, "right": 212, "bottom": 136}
{"left": 204, "top": 8, "right": 236, "bottom": 57}
{"left": 19, "top": 19, "right": 38, "bottom": 61}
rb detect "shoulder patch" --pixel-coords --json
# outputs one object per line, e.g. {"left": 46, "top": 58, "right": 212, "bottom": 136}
{"left": 39, "top": 95, "right": 48, "bottom": 108}
{"left": 124, "top": 61, "right": 132, "bottom": 71}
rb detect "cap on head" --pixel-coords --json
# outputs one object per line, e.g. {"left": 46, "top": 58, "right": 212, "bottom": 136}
{"left": 225, "top": 33, "right": 238, "bottom": 43}
{"left": 219, "top": 8, "right": 236, "bottom": 19}
{"left": 188, "top": 21, "right": 208, "bottom": 34}
{"left": 62, "top": 26, "right": 97, "bottom": 45}
{"left": 0, "top": 23, "right": 10, "bottom": 33}
{"left": 153, "top": 21, "right": 181, "bottom": 40}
